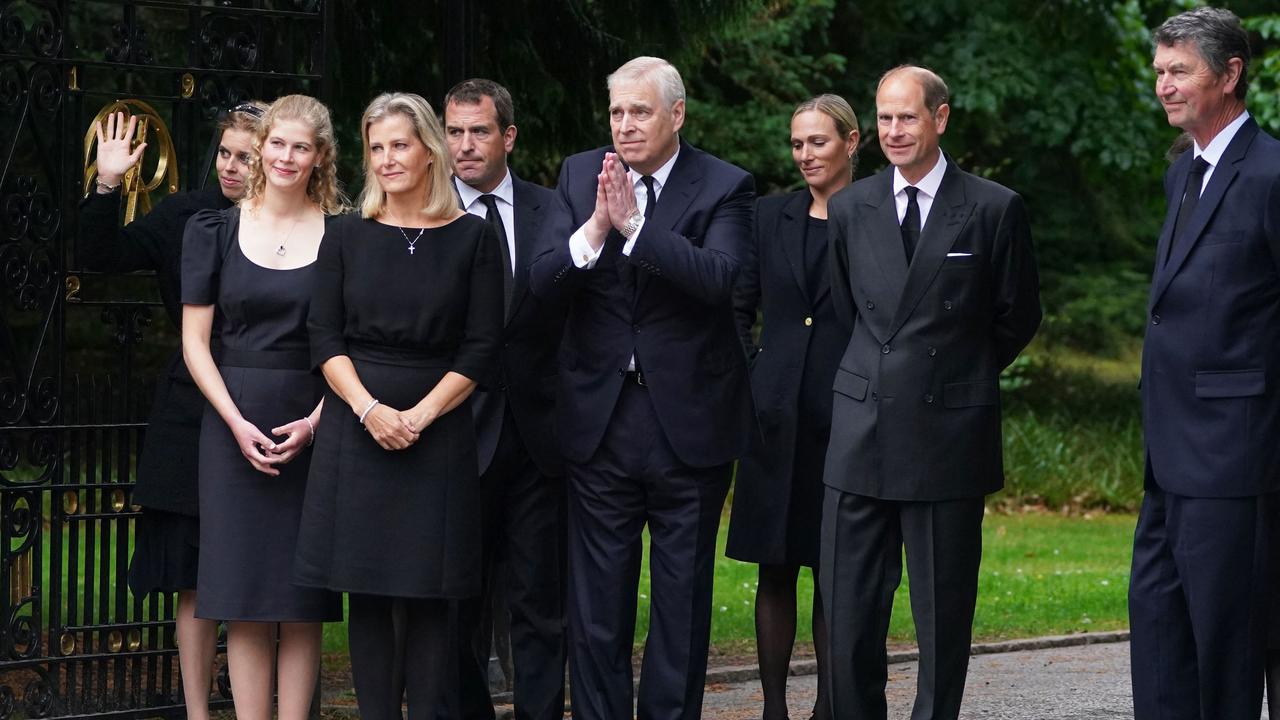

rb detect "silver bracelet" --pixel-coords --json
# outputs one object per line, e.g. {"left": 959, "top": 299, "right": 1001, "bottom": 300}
{"left": 303, "top": 416, "right": 315, "bottom": 446}
{"left": 358, "top": 399, "right": 379, "bottom": 425}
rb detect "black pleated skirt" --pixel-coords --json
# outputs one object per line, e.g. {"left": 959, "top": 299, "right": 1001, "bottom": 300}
{"left": 293, "top": 356, "right": 482, "bottom": 599}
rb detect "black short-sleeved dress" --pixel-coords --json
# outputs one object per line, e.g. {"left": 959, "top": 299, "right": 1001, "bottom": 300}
{"left": 79, "top": 186, "right": 232, "bottom": 594}
{"left": 293, "top": 213, "right": 502, "bottom": 600}
{"left": 181, "top": 207, "right": 341, "bottom": 622}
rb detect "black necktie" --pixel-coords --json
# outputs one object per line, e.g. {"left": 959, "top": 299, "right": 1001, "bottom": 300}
{"left": 480, "top": 194, "right": 513, "bottom": 316}
{"left": 901, "top": 186, "right": 921, "bottom": 263}
{"left": 1165, "top": 157, "right": 1210, "bottom": 266}
{"left": 641, "top": 175, "right": 657, "bottom": 219}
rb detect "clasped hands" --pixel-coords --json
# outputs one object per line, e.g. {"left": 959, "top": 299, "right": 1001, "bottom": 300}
{"left": 584, "top": 152, "right": 641, "bottom": 252}
{"left": 230, "top": 416, "right": 315, "bottom": 477}
{"left": 362, "top": 402, "right": 438, "bottom": 452}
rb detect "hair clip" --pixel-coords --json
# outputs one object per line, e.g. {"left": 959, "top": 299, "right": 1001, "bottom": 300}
{"left": 231, "top": 102, "right": 265, "bottom": 118}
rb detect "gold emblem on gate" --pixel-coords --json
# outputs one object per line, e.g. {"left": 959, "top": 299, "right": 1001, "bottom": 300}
{"left": 83, "top": 100, "right": 179, "bottom": 224}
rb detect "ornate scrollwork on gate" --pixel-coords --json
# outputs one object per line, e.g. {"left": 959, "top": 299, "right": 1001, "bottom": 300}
{"left": 82, "top": 100, "right": 179, "bottom": 225}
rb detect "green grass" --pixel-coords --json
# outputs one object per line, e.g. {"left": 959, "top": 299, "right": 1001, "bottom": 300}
{"left": 318, "top": 511, "right": 1135, "bottom": 655}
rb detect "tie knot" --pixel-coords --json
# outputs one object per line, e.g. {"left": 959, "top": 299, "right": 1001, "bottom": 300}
{"left": 480, "top": 194, "right": 500, "bottom": 212}
{"left": 904, "top": 186, "right": 919, "bottom": 201}
{"left": 641, "top": 175, "right": 656, "bottom": 191}
{"left": 1189, "top": 157, "right": 1210, "bottom": 177}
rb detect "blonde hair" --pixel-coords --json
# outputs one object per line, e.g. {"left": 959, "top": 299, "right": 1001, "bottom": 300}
{"left": 357, "top": 92, "right": 457, "bottom": 220}
{"left": 793, "top": 94, "right": 861, "bottom": 175}
{"left": 242, "top": 94, "right": 347, "bottom": 214}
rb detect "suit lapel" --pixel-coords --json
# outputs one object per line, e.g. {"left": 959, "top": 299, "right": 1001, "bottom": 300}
{"left": 778, "top": 191, "right": 811, "bottom": 304}
{"left": 863, "top": 170, "right": 909, "bottom": 313}
{"left": 633, "top": 143, "right": 702, "bottom": 308}
{"left": 888, "top": 162, "right": 974, "bottom": 336}
{"left": 1149, "top": 119, "right": 1258, "bottom": 309}
{"left": 508, "top": 174, "right": 543, "bottom": 323}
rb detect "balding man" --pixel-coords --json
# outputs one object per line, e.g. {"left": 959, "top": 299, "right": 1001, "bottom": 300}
{"left": 529, "top": 56, "right": 755, "bottom": 720}
{"left": 1131, "top": 8, "right": 1280, "bottom": 719}
{"left": 821, "top": 65, "right": 1041, "bottom": 719}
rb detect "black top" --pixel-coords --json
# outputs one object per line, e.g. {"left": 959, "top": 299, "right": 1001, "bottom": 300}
{"left": 803, "top": 216, "right": 829, "bottom": 298}
{"left": 79, "top": 186, "right": 234, "bottom": 329}
{"left": 308, "top": 213, "right": 503, "bottom": 385}
{"left": 181, "top": 208, "right": 313, "bottom": 357}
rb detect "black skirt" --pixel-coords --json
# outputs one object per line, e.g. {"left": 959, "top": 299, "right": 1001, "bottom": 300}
{"left": 128, "top": 510, "right": 200, "bottom": 594}
{"left": 294, "top": 353, "right": 482, "bottom": 599}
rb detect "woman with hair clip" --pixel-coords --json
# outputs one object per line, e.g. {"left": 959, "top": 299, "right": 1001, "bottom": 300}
{"left": 79, "top": 101, "right": 264, "bottom": 720}
{"left": 180, "top": 95, "right": 344, "bottom": 720}
{"left": 727, "top": 94, "right": 860, "bottom": 720}
{"left": 293, "top": 91, "right": 502, "bottom": 718}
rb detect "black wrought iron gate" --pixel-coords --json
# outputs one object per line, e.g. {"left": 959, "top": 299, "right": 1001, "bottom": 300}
{"left": 0, "top": 2, "right": 327, "bottom": 717}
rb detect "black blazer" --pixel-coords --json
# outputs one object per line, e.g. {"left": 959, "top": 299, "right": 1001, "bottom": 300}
{"left": 470, "top": 173, "right": 565, "bottom": 477}
{"left": 528, "top": 140, "right": 756, "bottom": 468}
{"left": 1142, "top": 118, "right": 1280, "bottom": 498}
{"left": 728, "top": 190, "right": 847, "bottom": 559}
{"left": 77, "top": 186, "right": 232, "bottom": 515}
{"left": 824, "top": 161, "right": 1041, "bottom": 501}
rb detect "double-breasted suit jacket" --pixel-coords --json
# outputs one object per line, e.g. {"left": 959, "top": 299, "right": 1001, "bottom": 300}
{"left": 528, "top": 141, "right": 755, "bottom": 468}
{"left": 727, "top": 190, "right": 844, "bottom": 565}
{"left": 1142, "top": 117, "right": 1280, "bottom": 498}
{"left": 470, "top": 174, "right": 564, "bottom": 478}
{"left": 824, "top": 161, "right": 1042, "bottom": 500}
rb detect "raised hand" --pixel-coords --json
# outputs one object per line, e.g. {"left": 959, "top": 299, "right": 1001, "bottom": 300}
{"left": 583, "top": 160, "right": 614, "bottom": 252}
{"left": 229, "top": 417, "right": 282, "bottom": 476}
{"left": 93, "top": 111, "right": 147, "bottom": 190}
{"left": 363, "top": 403, "right": 419, "bottom": 451}
{"left": 268, "top": 417, "right": 314, "bottom": 464}
{"left": 602, "top": 152, "right": 640, "bottom": 232}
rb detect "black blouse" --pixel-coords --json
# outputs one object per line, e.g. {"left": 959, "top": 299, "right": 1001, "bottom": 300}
{"left": 307, "top": 213, "right": 503, "bottom": 386}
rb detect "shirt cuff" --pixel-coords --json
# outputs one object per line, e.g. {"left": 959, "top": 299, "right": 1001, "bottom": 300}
{"left": 570, "top": 225, "right": 603, "bottom": 269}
{"left": 620, "top": 217, "right": 644, "bottom": 256}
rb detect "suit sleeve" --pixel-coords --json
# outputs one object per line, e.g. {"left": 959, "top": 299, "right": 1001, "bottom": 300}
{"left": 732, "top": 198, "right": 763, "bottom": 357}
{"left": 990, "top": 193, "right": 1042, "bottom": 370}
{"left": 626, "top": 171, "right": 755, "bottom": 306}
{"left": 529, "top": 158, "right": 590, "bottom": 303}
{"left": 829, "top": 204, "right": 856, "bottom": 335}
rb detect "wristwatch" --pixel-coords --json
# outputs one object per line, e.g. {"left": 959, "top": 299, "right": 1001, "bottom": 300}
{"left": 620, "top": 210, "right": 644, "bottom": 239}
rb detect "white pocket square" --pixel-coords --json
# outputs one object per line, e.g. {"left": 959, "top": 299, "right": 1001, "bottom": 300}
{"left": 946, "top": 252, "right": 973, "bottom": 257}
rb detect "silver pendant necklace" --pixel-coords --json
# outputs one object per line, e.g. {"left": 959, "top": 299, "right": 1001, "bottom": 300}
{"left": 276, "top": 216, "right": 301, "bottom": 256}
{"left": 398, "top": 226, "right": 425, "bottom": 255}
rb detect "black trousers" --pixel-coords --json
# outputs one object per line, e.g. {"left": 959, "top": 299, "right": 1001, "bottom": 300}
{"left": 455, "top": 408, "right": 568, "bottom": 720}
{"left": 1129, "top": 483, "right": 1275, "bottom": 720}
{"left": 819, "top": 487, "right": 984, "bottom": 720}
{"left": 349, "top": 594, "right": 450, "bottom": 720}
{"left": 565, "top": 381, "right": 731, "bottom": 720}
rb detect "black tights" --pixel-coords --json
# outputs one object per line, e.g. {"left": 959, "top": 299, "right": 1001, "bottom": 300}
{"left": 348, "top": 593, "right": 450, "bottom": 720}
{"left": 756, "top": 563, "right": 831, "bottom": 720}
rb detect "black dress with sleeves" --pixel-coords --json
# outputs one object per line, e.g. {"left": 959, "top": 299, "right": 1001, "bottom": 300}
{"left": 293, "top": 213, "right": 503, "bottom": 599}
{"left": 181, "top": 208, "right": 341, "bottom": 621}
{"left": 78, "top": 186, "right": 231, "bottom": 594}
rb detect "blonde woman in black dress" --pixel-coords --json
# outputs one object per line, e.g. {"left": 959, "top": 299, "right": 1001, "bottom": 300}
{"left": 727, "top": 94, "right": 860, "bottom": 720}
{"left": 181, "top": 95, "right": 343, "bottom": 720}
{"left": 294, "top": 92, "right": 502, "bottom": 719}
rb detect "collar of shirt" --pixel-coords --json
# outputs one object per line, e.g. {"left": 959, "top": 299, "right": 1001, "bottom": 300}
{"left": 454, "top": 168, "right": 514, "bottom": 213}
{"left": 892, "top": 152, "right": 947, "bottom": 228}
{"left": 1191, "top": 110, "right": 1249, "bottom": 193}
{"left": 627, "top": 145, "right": 680, "bottom": 201}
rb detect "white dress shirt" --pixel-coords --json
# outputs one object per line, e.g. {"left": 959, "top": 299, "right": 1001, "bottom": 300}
{"left": 568, "top": 146, "right": 681, "bottom": 268}
{"left": 455, "top": 170, "right": 516, "bottom": 273}
{"left": 1191, "top": 110, "right": 1250, "bottom": 197}
{"left": 893, "top": 152, "right": 948, "bottom": 232}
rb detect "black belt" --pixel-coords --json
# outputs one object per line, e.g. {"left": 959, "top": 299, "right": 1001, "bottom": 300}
{"left": 220, "top": 348, "right": 310, "bottom": 370}
{"left": 624, "top": 370, "right": 647, "bottom": 387}
{"left": 348, "top": 342, "right": 452, "bottom": 369}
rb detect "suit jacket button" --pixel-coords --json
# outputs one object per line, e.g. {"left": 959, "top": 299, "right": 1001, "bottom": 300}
{"left": 804, "top": 317, "right": 813, "bottom": 327}
{"left": 871, "top": 391, "right": 879, "bottom": 401}
{"left": 924, "top": 393, "right": 934, "bottom": 404}
{"left": 618, "top": 369, "right": 625, "bottom": 376}
{"left": 943, "top": 300, "right": 953, "bottom": 311}
{"left": 1151, "top": 314, "right": 1161, "bottom": 325}
{"left": 633, "top": 324, "right": 641, "bottom": 334}
{"left": 928, "top": 347, "right": 937, "bottom": 357}
{"left": 881, "top": 344, "right": 891, "bottom": 354}
{"left": 866, "top": 301, "right": 875, "bottom": 310}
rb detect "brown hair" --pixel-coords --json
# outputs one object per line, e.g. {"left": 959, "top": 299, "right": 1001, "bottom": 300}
{"left": 216, "top": 100, "right": 267, "bottom": 137}
{"left": 242, "top": 94, "right": 347, "bottom": 214}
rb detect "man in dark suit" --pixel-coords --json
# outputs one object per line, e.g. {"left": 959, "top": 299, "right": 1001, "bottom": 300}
{"left": 528, "top": 56, "right": 755, "bottom": 720}
{"left": 445, "top": 78, "right": 567, "bottom": 720}
{"left": 1130, "top": 8, "right": 1280, "bottom": 719}
{"left": 821, "top": 65, "right": 1040, "bottom": 720}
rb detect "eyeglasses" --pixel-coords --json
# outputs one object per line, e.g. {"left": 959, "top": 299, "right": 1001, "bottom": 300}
{"left": 230, "top": 102, "right": 265, "bottom": 118}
